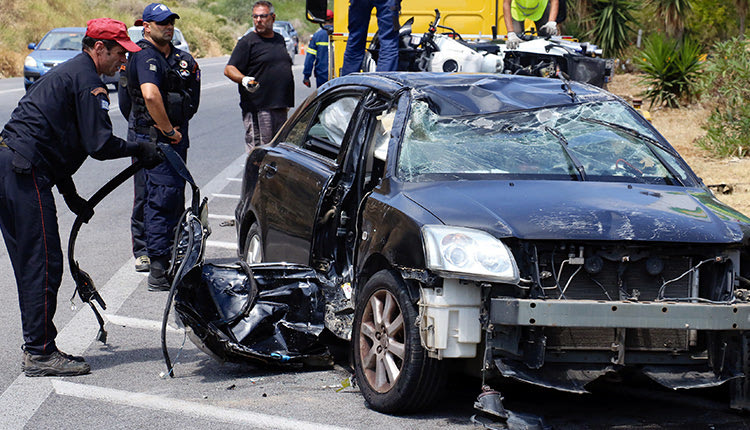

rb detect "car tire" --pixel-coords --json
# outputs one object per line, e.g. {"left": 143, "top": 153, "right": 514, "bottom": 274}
{"left": 242, "top": 222, "right": 263, "bottom": 264}
{"left": 352, "top": 269, "right": 444, "bottom": 413}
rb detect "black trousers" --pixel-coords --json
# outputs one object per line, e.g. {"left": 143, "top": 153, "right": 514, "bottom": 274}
{"left": 131, "top": 164, "right": 147, "bottom": 258}
{"left": 0, "top": 146, "right": 61, "bottom": 355}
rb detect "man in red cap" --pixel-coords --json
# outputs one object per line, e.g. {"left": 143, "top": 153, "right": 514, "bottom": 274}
{"left": 0, "top": 17, "right": 162, "bottom": 377}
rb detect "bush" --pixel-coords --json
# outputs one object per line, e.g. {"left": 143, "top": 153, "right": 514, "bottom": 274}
{"left": 696, "top": 38, "right": 750, "bottom": 158}
{"left": 635, "top": 34, "right": 702, "bottom": 108}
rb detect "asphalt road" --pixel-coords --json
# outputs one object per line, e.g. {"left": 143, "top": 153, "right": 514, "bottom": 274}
{"left": 1, "top": 56, "right": 750, "bottom": 429}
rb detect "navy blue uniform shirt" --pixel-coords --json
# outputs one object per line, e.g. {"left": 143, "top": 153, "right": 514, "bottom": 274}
{"left": 2, "top": 52, "right": 136, "bottom": 184}
{"left": 119, "top": 42, "right": 201, "bottom": 135}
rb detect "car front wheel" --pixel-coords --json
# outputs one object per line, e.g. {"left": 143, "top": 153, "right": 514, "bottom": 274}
{"left": 352, "top": 269, "right": 443, "bottom": 413}
{"left": 242, "top": 222, "right": 263, "bottom": 264}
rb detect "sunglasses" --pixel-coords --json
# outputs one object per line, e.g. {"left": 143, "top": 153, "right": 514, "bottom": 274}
{"left": 153, "top": 18, "right": 176, "bottom": 26}
{"left": 252, "top": 13, "right": 271, "bottom": 19}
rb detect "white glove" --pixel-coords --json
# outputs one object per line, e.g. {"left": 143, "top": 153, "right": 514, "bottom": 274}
{"left": 539, "top": 21, "right": 559, "bottom": 36}
{"left": 506, "top": 32, "right": 521, "bottom": 50}
{"left": 241, "top": 75, "right": 259, "bottom": 93}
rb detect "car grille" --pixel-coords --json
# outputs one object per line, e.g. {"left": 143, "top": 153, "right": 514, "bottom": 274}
{"left": 521, "top": 243, "right": 724, "bottom": 354}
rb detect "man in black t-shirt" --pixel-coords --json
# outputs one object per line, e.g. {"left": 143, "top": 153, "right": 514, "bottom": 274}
{"left": 224, "top": 0, "right": 294, "bottom": 151}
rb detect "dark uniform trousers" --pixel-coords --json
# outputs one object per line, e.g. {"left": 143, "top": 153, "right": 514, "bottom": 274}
{"left": 129, "top": 127, "right": 187, "bottom": 258}
{"left": 130, "top": 134, "right": 188, "bottom": 259}
{"left": 0, "top": 145, "right": 61, "bottom": 355}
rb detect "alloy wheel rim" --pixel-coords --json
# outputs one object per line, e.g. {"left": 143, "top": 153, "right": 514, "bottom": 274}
{"left": 359, "top": 289, "right": 406, "bottom": 393}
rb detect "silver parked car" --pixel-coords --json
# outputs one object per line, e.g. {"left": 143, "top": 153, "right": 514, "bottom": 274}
{"left": 127, "top": 26, "right": 190, "bottom": 54}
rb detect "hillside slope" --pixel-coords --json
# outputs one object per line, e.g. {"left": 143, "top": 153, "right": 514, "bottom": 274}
{"left": 0, "top": 0, "right": 314, "bottom": 78}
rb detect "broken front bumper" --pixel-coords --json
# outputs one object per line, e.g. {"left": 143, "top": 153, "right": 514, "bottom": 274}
{"left": 490, "top": 298, "right": 750, "bottom": 330}
{"left": 487, "top": 298, "right": 750, "bottom": 393}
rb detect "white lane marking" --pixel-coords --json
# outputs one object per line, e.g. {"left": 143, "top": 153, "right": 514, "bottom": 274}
{"left": 104, "top": 314, "right": 180, "bottom": 333}
{"left": 208, "top": 214, "right": 234, "bottom": 220}
{"left": 206, "top": 240, "right": 236, "bottom": 250}
{"left": 0, "top": 87, "right": 24, "bottom": 95}
{"left": 201, "top": 81, "right": 233, "bottom": 90}
{"left": 226, "top": 177, "right": 241, "bottom": 182}
{"left": 52, "top": 380, "right": 348, "bottom": 430}
{"left": 211, "top": 193, "right": 240, "bottom": 199}
{"left": 0, "top": 260, "right": 144, "bottom": 429}
{"left": 211, "top": 193, "right": 240, "bottom": 200}
{"left": 0, "top": 152, "right": 248, "bottom": 429}
{"left": 197, "top": 56, "right": 229, "bottom": 68}
{"left": 199, "top": 153, "right": 246, "bottom": 200}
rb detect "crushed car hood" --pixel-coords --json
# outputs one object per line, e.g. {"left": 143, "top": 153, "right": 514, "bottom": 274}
{"left": 403, "top": 180, "right": 750, "bottom": 243}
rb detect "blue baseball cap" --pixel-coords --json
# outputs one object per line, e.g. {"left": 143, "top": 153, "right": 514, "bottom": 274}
{"left": 142, "top": 3, "right": 180, "bottom": 22}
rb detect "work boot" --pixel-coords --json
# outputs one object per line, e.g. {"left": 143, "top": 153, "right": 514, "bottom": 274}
{"left": 22, "top": 350, "right": 91, "bottom": 377}
{"left": 135, "top": 255, "right": 150, "bottom": 272}
{"left": 147, "top": 256, "right": 171, "bottom": 292}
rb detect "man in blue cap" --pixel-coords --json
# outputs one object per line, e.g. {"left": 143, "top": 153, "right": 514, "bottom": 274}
{"left": 121, "top": 3, "right": 201, "bottom": 290}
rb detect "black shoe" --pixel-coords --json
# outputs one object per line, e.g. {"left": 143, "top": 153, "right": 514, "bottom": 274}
{"left": 147, "top": 256, "right": 171, "bottom": 291}
{"left": 23, "top": 350, "right": 91, "bottom": 377}
{"left": 147, "top": 276, "right": 171, "bottom": 291}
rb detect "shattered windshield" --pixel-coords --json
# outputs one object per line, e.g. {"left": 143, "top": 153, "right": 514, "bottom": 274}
{"left": 397, "top": 100, "right": 695, "bottom": 186}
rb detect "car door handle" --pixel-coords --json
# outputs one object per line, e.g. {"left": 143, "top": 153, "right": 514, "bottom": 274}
{"left": 262, "top": 163, "right": 277, "bottom": 177}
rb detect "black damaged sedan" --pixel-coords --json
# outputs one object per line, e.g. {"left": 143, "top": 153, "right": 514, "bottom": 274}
{"left": 235, "top": 72, "right": 750, "bottom": 414}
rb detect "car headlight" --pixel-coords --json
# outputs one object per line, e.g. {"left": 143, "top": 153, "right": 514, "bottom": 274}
{"left": 24, "top": 56, "right": 37, "bottom": 68}
{"left": 421, "top": 225, "right": 519, "bottom": 283}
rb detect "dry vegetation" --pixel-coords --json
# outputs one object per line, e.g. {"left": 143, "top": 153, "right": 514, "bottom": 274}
{"left": 608, "top": 73, "right": 750, "bottom": 217}
{"left": 0, "top": 0, "right": 243, "bottom": 78}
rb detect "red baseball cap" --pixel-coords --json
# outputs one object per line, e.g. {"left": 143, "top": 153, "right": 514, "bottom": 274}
{"left": 86, "top": 18, "right": 141, "bottom": 52}
{"left": 326, "top": 9, "right": 334, "bottom": 20}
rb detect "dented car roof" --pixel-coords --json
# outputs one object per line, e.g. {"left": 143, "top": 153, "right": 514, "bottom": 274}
{"left": 328, "top": 72, "right": 615, "bottom": 115}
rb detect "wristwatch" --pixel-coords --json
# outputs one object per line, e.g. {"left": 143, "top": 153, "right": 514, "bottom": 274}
{"left": 164, "top": 128, "right": 176, "bottom": 137}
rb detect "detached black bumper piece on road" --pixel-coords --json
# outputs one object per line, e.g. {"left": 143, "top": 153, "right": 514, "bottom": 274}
{"left": 173, "top": 262, "right": 334, "bottom": 368}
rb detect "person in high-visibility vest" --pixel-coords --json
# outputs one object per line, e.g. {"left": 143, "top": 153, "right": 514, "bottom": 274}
{"left": 503, "top": 0, "right": 559, "bottom": 49}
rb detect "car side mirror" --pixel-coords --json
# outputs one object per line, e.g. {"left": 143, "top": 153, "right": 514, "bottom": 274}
{"left": 28, "top": 43, "right": 36, "bottom": 50}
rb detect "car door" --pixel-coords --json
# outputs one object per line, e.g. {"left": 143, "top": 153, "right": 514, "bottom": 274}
{"left": 252, "top": 90, "right": 366, "bottom": 264}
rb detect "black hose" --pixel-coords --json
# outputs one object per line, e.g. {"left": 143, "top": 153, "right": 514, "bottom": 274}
{"left": 67, "top": 161, "right": 143, "bottom": 343}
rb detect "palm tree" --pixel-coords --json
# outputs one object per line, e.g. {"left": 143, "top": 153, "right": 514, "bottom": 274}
{"left": 650, "top": 0, "right": 692, "bottom": 39}
{"left": 587, "top": 0, "right": 637, "bottom": 58}
{"left": 737, "top": 0, "right": 748, "bottom": 38}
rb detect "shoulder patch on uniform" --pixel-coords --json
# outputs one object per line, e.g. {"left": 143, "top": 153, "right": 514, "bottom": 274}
{"left": 149, "top": 64, "right": 157, "bottom": 72}
{"left": 90, "top": 87, "right": 109, "bottom": 100}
